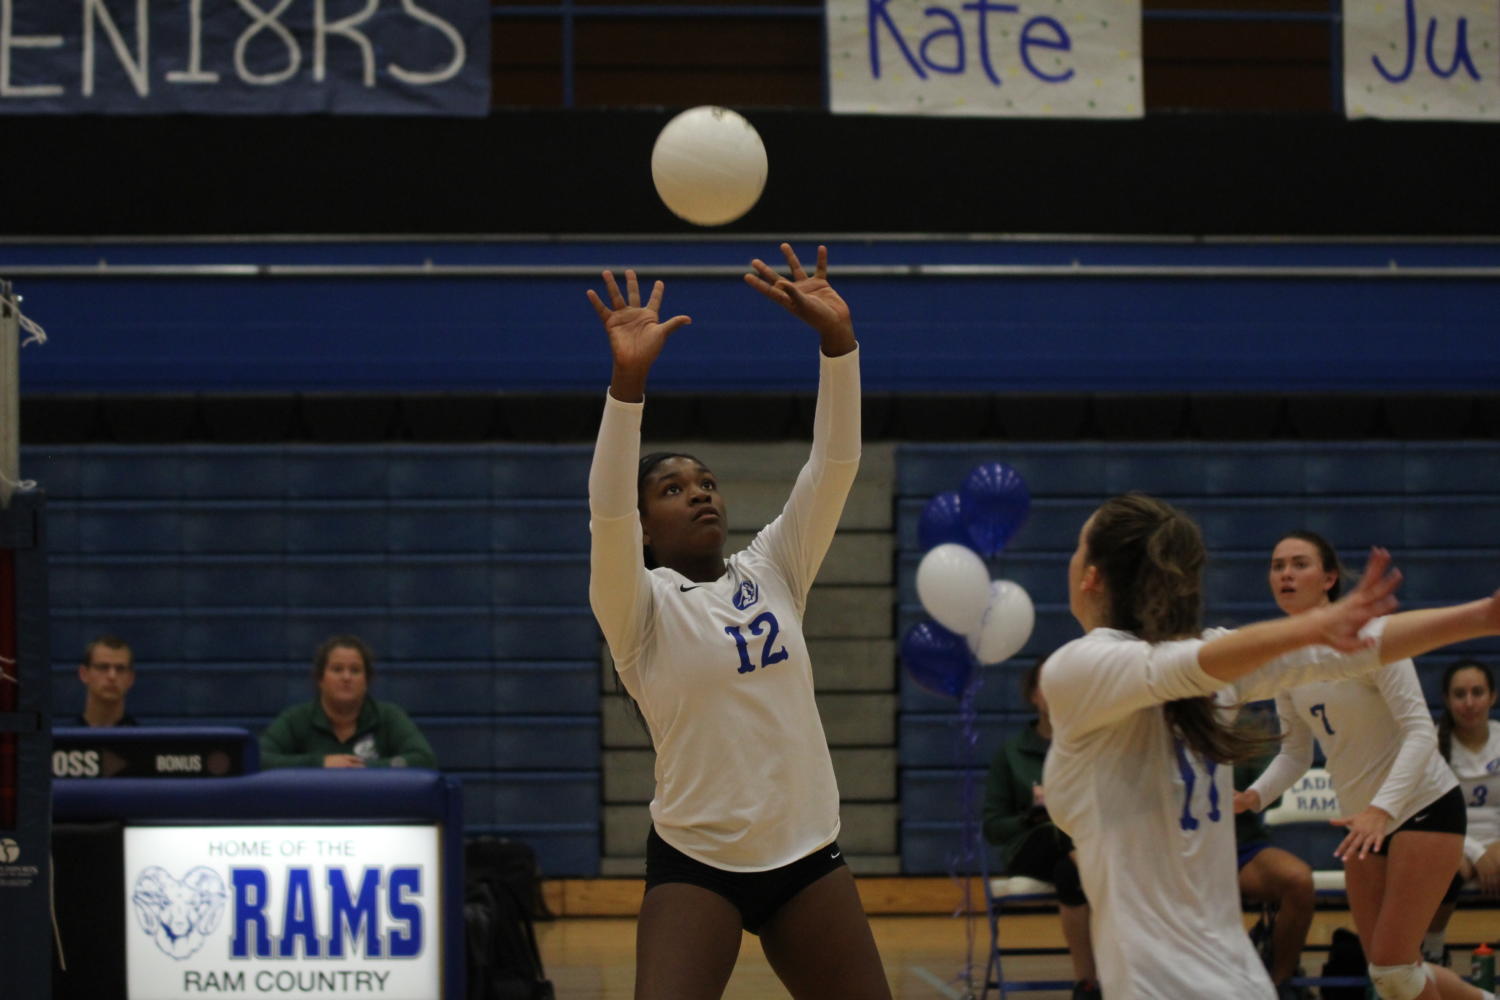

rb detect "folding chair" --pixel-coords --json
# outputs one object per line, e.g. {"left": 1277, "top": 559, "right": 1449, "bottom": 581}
{"left": 982, "top": 875, "right": 1075, "bottom": 999}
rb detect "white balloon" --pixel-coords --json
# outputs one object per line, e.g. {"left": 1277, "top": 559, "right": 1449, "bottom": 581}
{"left": 969, "top": 579, "right": 1036, "bottom": 666}
{"left": 651, "top": 106, "right": 768, "bottom": 227}
{"left": 916, "top": 543, "right": 991, "bottom": 637}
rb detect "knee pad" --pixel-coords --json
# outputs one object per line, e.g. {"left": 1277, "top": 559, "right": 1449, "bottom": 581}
{"left": 1050, "top": 856, "right": 1087, "bottom": 907}
{"left": 1368, "top": 961, "right": 1428, "bottom": 1000}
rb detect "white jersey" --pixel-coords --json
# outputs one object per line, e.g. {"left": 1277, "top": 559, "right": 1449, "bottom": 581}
{"left": 1248, "top": 644, "right": 1457, "bottom": 832}
{"left": 1042, "top": 625, "right": 1389, "bottom": 1000}
{"left": 1447, "top": 719, "right": 1500, "bottom": 866}
{"left": 588, "top": 348, "right": 860, "bottom": 872}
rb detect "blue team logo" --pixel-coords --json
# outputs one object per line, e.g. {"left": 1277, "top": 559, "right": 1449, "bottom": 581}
{"left": 733, "top": 580, "right": 759, "bottom": 610}
{"left": 1486, "top": 758, "right": 1500, "bottom": 775}
{"left": 131, "top": 866, "right": 227, "bottom": 959}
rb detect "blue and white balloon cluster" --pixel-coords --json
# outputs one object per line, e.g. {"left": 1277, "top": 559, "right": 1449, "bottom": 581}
{"left": 902, "top": 462, "right": 1035, "bottom": 699}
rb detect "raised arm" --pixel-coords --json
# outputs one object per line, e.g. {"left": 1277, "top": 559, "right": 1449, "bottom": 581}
{"left": 585, "top": 271, "right": 691, "bottom": 666}
{"left": 740, "top": 244, "right": 861, "bottom": 600}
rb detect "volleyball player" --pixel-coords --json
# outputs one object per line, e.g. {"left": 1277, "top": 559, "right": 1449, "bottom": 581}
{"left": 585, "top": 244, "right": 891, "bottom": 1000}
{"left": 1236, "top": 531, "right": 1491, "bottom": 1000}
{"left": 1424, "top": 658, "right": 1500, "bottom": 964}
{"left": 1040, "top": 495, "right": 1500, "bottom": 1000}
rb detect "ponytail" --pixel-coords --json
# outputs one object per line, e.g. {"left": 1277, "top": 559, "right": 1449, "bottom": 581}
{"left": 1087, "top": 493, "right": 1271, "bottom": 764}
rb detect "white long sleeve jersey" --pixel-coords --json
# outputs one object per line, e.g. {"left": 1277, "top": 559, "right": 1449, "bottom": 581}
{"left": 1448, "top": 719, "right": 1500, "bottom": 866}
{"left": 1041, "top": 625, "right": 1389, "bottom": 1000}
{"left": 1248, "top": 645, "right": 1457, "bottom": 832}
{"left": 587, "top": 348, "right": 860, "bottom": 872}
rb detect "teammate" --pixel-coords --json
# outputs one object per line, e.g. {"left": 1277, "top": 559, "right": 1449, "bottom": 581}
{"left": 1424, "top": 658, "right": 1500, "bottom": 963}
{"left": 1040, "top": 494, "right": 1500, "bottom": 1000}
{"left": 585, "top": 244, "right": 891, "bottom": 1000}
{"left": 1236, "top": 531, "right": 1491, "bottom": 1000}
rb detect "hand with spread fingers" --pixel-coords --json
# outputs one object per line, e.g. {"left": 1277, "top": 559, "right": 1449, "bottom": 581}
{"left": 587, "top": 268, "right": 692, "bottom": 404}
{"left": 1331, "top": 804, "right": 1392, "bottom": 861}
{"left": 744, "top": 242, "right": 856, "bottom": 355}
{"left": 1306, "top": 548, "right": 1402, "bottom": 652}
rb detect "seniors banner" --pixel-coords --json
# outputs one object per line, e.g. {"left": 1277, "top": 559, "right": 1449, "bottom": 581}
{"left": 826, "top": 0, "right": 1142, "bottom": 118}
{"left": 1344, "top": 0, "right": 1500, "bottom": 120}
{"left": 0, "top": 0, "right": 490, "bottom": 115}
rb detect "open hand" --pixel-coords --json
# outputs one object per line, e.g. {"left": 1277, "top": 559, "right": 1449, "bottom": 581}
{"left": 744, "top": 243, "right": 854, "bottom": 348}
{"left": 1309, "top": 547, "right": 1402, "bottom": 652}
{"left": 1332, "top": 805, "right": 1392, "bottom": 861}
{"left": 587, "top": 269, "right": 692, "bottom": 399}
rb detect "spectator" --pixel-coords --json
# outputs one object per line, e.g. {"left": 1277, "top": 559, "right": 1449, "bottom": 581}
{"left": 983, "top": 661, "right": 1100, "bottom": 1000}
{"left": 76, "top": 635, "right": 138, "bottom": 727}
{"left": 260, "top": 634, "right": 436, "bottom": 769}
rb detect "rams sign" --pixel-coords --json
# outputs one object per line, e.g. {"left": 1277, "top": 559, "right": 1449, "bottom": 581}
{"left": 124, "top": 825, "right": 440, "bottom": 999}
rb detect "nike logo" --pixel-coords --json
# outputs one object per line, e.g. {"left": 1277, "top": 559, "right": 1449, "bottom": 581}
{"left": 679, "top": 585, "right": 700, "bottom": 592}
{"left": 829, "top": 849, "right": 841, "bottom": 859}
{"left": 1413, "top": 812, "right": 1430, "bottom": 823}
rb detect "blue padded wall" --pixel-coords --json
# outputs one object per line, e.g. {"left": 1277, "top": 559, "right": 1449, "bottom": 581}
{"left": 33, "top": 444, "right": 601, "bottom": 877}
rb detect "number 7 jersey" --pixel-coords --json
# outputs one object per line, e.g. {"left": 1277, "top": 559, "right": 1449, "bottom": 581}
{"left": 587, "top": 349, "right": 862, "bottom": 872}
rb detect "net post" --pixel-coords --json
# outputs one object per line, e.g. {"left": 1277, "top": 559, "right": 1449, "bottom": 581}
{"left": 0, "top": 278, "right": 18, "bottom": 509}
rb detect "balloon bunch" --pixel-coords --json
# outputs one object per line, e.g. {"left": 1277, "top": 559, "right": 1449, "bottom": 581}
{"left": 902, "top": 462, "right": 1035, "bottom": 699}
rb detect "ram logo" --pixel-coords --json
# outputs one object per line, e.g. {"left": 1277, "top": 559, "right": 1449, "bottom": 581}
{"left": 131, "top": 866, "right": 228, "bottom": 959}
{"left": 733, "top": 580, "right": 759, "bottom": 610}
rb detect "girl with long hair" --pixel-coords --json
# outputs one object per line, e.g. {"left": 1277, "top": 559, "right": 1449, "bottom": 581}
{"left": 585, "top": 245, "right": 890, "bottom": 1000}
{"left": 1424, "top": 658, "right": 1500, "bottom": 963}
{"left": 1236, "top": 531, "right": 1491, "bottom": 1000}
{"left": 1041, "top": 495, "right": 1500, "bottom": 1000}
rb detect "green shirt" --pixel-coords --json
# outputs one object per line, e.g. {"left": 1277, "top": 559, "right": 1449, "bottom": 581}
{"left": 982, "top": 722, "right": 1054, "bottom": 870}
{"left": 259, "top": 697, "right": 437, "bottom": 770}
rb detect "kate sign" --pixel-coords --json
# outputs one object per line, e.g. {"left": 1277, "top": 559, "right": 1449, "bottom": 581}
{"left": 825, "top": 0, "right": 1142, "bottom": 118}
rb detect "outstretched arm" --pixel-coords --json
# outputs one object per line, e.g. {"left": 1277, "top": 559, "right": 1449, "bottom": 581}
{"left": 1199, "top": 548, "right": 1401, "bottom": 682}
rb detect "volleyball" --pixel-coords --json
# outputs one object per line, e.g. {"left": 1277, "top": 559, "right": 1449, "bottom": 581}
{"left": 650, "top": 106, "right": 768, "bottom": 227}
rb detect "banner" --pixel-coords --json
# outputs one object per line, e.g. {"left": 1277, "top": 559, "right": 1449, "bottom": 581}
{"left": 1344, "top": 0, "right": 1500, "bottom": 120}
{"left": 0, "top": 0, "right": 490, "bottom": 115}
{"left": 826, "top": 0, "right": 1142, "bottom": 118}
{"left": 124, "top": 824, "right": 442, "bottom": 1000}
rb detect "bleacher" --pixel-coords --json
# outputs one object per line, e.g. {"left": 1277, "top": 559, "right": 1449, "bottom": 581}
{"left": 31, "top": 443, "right": 603, "bottom": 876}
{"left": 27, "top": 436, "right": 1500, "bottom": 880}
{"left": 896, "top": 440, "right": 1500, "bottom": 875}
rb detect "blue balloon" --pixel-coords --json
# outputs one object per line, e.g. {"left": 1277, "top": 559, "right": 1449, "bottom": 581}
{"left": 901, "top": 620, "right": 974, "bottom": 699}
{"left": 917, "top": 491, "right": 972, "bottom": 552}
{"left": 961, "top": 462, "right": 1031, "bottom": 556}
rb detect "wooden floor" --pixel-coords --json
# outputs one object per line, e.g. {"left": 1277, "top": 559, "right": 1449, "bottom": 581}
{"left": 537, "top": 910, "right": 1500, "bottom": 1000}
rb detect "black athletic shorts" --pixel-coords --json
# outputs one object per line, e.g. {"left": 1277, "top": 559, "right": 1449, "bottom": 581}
{"left": 1371, "top": 786, "right": 1467, "bottom": 855}
{"left": 644, "top": 826, "right": 847, "bottom": 934}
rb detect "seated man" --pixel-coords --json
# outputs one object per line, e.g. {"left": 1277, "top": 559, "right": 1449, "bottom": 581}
{"left": 75, "top": 634, "right": 138, "bottom": 727}
{"left": 983, "top": 661, "right": 1100, "bottom": 1000}
{"left": 1234, "top": 711, "right": 1316, "bottom": 1000}
{"left": 260, "top": 634, "right": 436, "bottom": 769}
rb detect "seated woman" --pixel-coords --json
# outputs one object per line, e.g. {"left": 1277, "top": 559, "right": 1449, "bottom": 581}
{"left": 261, "top": 634, "right": 436, "bottom": 769}
{"left": 983, "top": 661, "right": 1100, "bottom": 1000}
{"left": 1425, "top": 657, "right": 1500, "bottom": 964}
